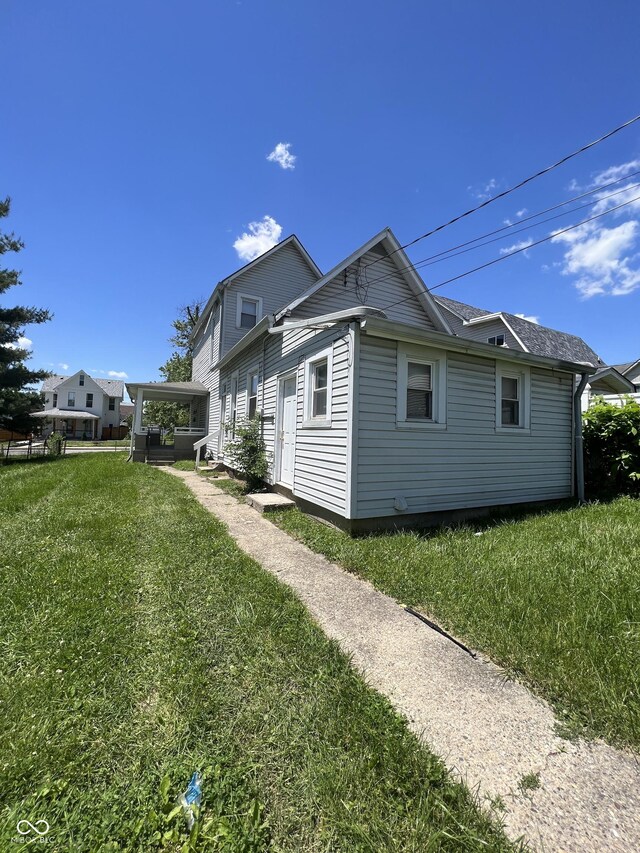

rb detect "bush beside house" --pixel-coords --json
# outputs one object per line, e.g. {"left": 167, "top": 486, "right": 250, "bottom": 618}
{"left": 583, "top": 398, "right": 640, "bottom": 498}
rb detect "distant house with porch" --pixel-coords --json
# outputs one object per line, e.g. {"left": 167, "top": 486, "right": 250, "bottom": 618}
{"left": 34, "top": 371, "right": 125, "bottom": 439}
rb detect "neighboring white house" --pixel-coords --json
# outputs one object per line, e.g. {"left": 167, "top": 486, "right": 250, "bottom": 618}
{"left": 127, "top": 228, "right": 607, "bottom": 531}
{"left": 34, "top": 370, "right": 125, "bottom": 439}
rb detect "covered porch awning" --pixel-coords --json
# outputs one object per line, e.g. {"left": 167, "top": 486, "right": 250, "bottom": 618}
{"left": 126, "top": 380, "right": 209, "bottom": 404}
{"left": 32, "top": 409, "right": 99, "bottom": 420}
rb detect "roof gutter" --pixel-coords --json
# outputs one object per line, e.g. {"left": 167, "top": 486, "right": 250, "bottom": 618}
{"left": 574, "top": 372, "right": 591, "bottom": 503}
{"left": 268, "top": 306, "right": 387, "bottom": 334}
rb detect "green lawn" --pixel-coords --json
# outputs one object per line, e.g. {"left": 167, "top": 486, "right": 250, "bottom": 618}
{"left": 0, "top": 455, "right": 511, "bottom": 852}
{"left": 268, "top": 499, "right": 640, "bottom": 750}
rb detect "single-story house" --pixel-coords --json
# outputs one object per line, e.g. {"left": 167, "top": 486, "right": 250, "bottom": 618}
{"left": 128, "top": 227, "right": 603, "bottom": 531}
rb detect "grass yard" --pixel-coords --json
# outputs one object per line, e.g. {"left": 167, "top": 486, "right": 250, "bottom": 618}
{"left": 0, "top": 455, "right": 512, "bottom": 852}
{"left": 268, "top": 499, "right": 640, "bottom": 750}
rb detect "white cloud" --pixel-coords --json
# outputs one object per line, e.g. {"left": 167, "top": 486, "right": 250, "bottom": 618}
{"left": 470, "top": 178, "right": 498, "bottom": 201}
{"left": 515, "top": 312, "right": 540, "bottom": 324}
{"left": 108, "top": 370, "right": 128, "bottom": 379}
{"left": 59, "top": 362, "right": 69, "bottom": 370}
{"left": 233, "top": 215, "right": 283, "bottom": 261}
{"left": 500, "top": 237, "right": 534, "bottom": 257}
{"left": 3, "top": 335, "right": 33, "bottom": 350}
{"left": 516, "top": 208, "right": 528, "bottom": 218}
{"left": 591, "top": 159, "right": 640, "bottom": 188}
{"left": 267, "top": 142, "right": 296, "bottom": 170}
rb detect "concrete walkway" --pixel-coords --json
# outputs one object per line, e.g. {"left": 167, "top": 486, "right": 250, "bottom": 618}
{"left": 167, "top": 468, "right": 640, "bottom": 852}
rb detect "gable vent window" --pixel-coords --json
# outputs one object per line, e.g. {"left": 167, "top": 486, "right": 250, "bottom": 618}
{"left": 108, "top": 398, "right": 115, "bottom": 411}
{"left": 79, "top": 374, "right": 85, "bottom": 386}
{"left": 86, "top": 393, "right": 93, "bottom": 408}
{"left": 236, "top": 294, "right": 262, "bottom": 330}
{"left": 406, "top": 362, "right": 433, "bottom": 420}
{"left": 67, "top": 391, "right": 76, "bottom": 407}
{"left": 488, "top": 335, "right": 506, "bottom": 347}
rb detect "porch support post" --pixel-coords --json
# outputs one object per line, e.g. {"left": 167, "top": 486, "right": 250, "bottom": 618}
{"left": 133, "top": 390, "right": 144, "bottom": 434}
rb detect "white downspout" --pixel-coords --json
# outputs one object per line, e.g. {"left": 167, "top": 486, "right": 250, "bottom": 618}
{"left": 574, "top": 372, "right": 590, "bottom": 503}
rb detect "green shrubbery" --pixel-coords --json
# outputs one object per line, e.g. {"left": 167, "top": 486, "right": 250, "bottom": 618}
{"left": 583, "top": 397, "right": 640, "bottom": 498}
{"left": 48, "top": 432, "right": 65, "bottom": 456}
{"left": 224, "top": 418, "right": 268, "bottom": 491}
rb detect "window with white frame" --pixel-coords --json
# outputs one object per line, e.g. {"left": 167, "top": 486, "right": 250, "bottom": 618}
{"left": 247, "top": 370, "right": 259, "bottom": 419}
{"left": 397, "top": 345, "right": 447, "bottom": 428}
{"left": 53, "top": 393, "right": 58, "bottom": 407}
{"left": 79, "top": 374, "right": 85, "bottom": 386}
{"left": 488, "top": 334, "right": 506, "bottom": 347}
{"left": 236, "top": 294, "right": 262, "bottom": 330}
{"left": 86, "top": 393, "right": 93, "bottom": 408}
{"left": 304, "top": 347, "right": 332, "bottom": 426}
{"left": 496, "top": 364, "right": 530, "bottom": 430}
{"left": 230, "top": 373, "right": 238, "bottom": 436}
{"left": 108, "top": 397, "right": 115, "bottom": 411}
{"left": 67, "top": 391, "right": 76, "bottom": 407}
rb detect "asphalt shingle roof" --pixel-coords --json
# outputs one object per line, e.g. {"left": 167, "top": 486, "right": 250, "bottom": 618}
{"left": 41, "top": 374, "right": 124, "bottom": 397}
{"left": 435, "top": 295, "right": 603, "bottom": 367}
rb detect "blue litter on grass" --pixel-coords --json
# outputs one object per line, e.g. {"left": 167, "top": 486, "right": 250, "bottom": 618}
{"left": 179, "top": 771, "right": 202, "bottom": 828}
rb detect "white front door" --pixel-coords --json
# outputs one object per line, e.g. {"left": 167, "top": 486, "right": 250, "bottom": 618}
{"left": 278, "top": 376, "right": 297, "bottom": 486}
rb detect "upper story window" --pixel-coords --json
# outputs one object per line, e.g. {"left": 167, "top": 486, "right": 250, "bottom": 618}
{"left": 247, "top": 371, "right": 259, "bottom": 419}
{"left": 86, "top": 393, "right": 93, "bottom": 408}
{"left": 236, "top": 294, "right": 262, "bottom": 330}
{"left": 53, "top": 393, "right": 58, "bottom": 407}
{"left": 496, "top": 363, "right": 530, "bottom": 431}
{"left": 108, "top": 398, "right": 115, "bottom": 411}
{"left": 79, "top": 374, "right": 85, "bottom": 386}
{"left": 488, "top": 334, "right": 506, "bottom": 347}
{"left": 67, "top": 391, "right": 76, "bottom": 407}
{"left": 397, "top": 344, "right": 447, "bottom": 429}
{"left": 304, "top": 347, "right": 332, "bottom": 427}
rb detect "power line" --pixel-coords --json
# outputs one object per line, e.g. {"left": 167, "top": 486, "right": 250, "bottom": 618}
{"left": 364, "top": 178, "right": 640, "bottom": 286}
{"left": 362, "top": 111, "right": 640, "bottom": 271}
{"left": 379, "top": 193, "right": 640, "bottom": 311}
{"left": 306, "top": 170, "right": 640, "bottom": 310}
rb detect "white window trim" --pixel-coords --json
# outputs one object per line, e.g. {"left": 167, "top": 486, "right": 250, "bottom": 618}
{"left": 246, "top": 366, "right": 260, "bottom": 419}
{"left": 230, "top": 371, "right": 239, "bottom": 435}
{"left": 495, "top": 362, "right": 531, "bottom": 433}
{"left": 303, "top": 346, "right": 333, "bottom": 428}
{"left": 396, "top": 344, "right": 447, "bottom": 429}
{"left": 236, "top": 293, "right": 263, "bottom": 330}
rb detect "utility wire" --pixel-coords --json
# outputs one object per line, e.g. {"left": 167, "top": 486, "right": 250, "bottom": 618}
{"left": 364, "top": 178, "right": 640, "bottom": 286}
{"left": 362, "top": 112, "right": 640, "bottom": 271}
{"left": 306, "top": 170, "right": 640, "bottom": 311}
{"left": 379, "top": 193, "right": 640, "bottom": 310}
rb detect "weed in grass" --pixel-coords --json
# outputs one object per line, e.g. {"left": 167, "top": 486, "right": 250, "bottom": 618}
{"left": 517, "top": 773, "right": 541, "bottom": 795}
{"left": 0, "top": 455, "right": 512, "bottom": 851}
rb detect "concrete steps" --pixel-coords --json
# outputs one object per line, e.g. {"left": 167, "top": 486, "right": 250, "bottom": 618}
{"left": 245, "top": 493, "right": 295, "bottom": 513}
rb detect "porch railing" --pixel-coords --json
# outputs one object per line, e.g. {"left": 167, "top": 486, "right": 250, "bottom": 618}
{"left": 194, "top": 431, "right": 219, "bottom": 469}
{"left": 174, "top": 426, "right": 207, "bottom": 435}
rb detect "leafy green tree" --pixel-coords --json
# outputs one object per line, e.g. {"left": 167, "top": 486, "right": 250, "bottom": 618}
{"left": 0, "top": 198, "right": 51, "bottom": 434}
{"left": 583, "top": 397, "right": 640, "bottom": 497}
{"left": 144, "top": 300, "right": 204, "bottom": 429}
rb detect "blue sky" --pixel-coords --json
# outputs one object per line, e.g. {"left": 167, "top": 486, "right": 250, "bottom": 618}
{"left": 4, "top": 0, "right": 640, "bottom": 395}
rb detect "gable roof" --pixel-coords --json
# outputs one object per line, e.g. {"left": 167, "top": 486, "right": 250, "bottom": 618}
{"left": 434, "top": 295, "right": 603, "bottom": 367}
{"left": 41, "top": 373, "right": 125, "bottom": 398}
{"left": 191, "top": 234, "right": 322, "bottom": 342}
{"left": 275, "top": 228, "right": 452, "bottom": 333}
{"left": 611, "top": 358, "right": 640, "bottom": 376}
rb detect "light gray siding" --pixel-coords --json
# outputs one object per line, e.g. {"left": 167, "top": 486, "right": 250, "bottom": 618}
{"left": 438, "top": 305, "right": 522, "bottom": 350}
{"left": 291, "top": 246, "right": 438, "bottom": 331}
{"left": 218, "top": 324, "right": 352, "bottom": 516}
{"left": 355, "top": 334, "right": 574, "bottom": 518}
{"left": 221, "top": 242, "right": 320, "bottom": 356}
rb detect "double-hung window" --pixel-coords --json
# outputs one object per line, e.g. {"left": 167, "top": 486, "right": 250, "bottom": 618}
{"left": 304, "top": 347, "right": 332, "bottom": 427}
{"left": 230, "top": 373, "right": 238, "bottom": 436}
{"left": 86, "top": 393, "right": 93, "bottom": 408}
{"left": 397, "top": 345, "right": 447, "bottom": 428}
{"left": 496, "top": 364, "right": 530, "bottom": 431}
{"left": 79, "top": 374, "right": 85, "bottom": 386}
{"left": 236, "top": 294, "right": 262, "bottom": 330}
{"left": 247, "top": 371, "right": 259, "bottom": 418}
{"left": 67, "top": 391, "right": 76, "bottom": 407}
{"left": 53, "top": 393, "right": 58, "bottom": 407}
{"left": 108, "top": 398, "right": 115, "bottom": 411}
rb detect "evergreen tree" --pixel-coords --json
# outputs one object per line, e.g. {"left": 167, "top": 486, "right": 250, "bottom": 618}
{"left": 0, "top": 198, "right": 51, "bottom": 434}
{"left": 144, "top": 300, "right": 204, "bottom": 429}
